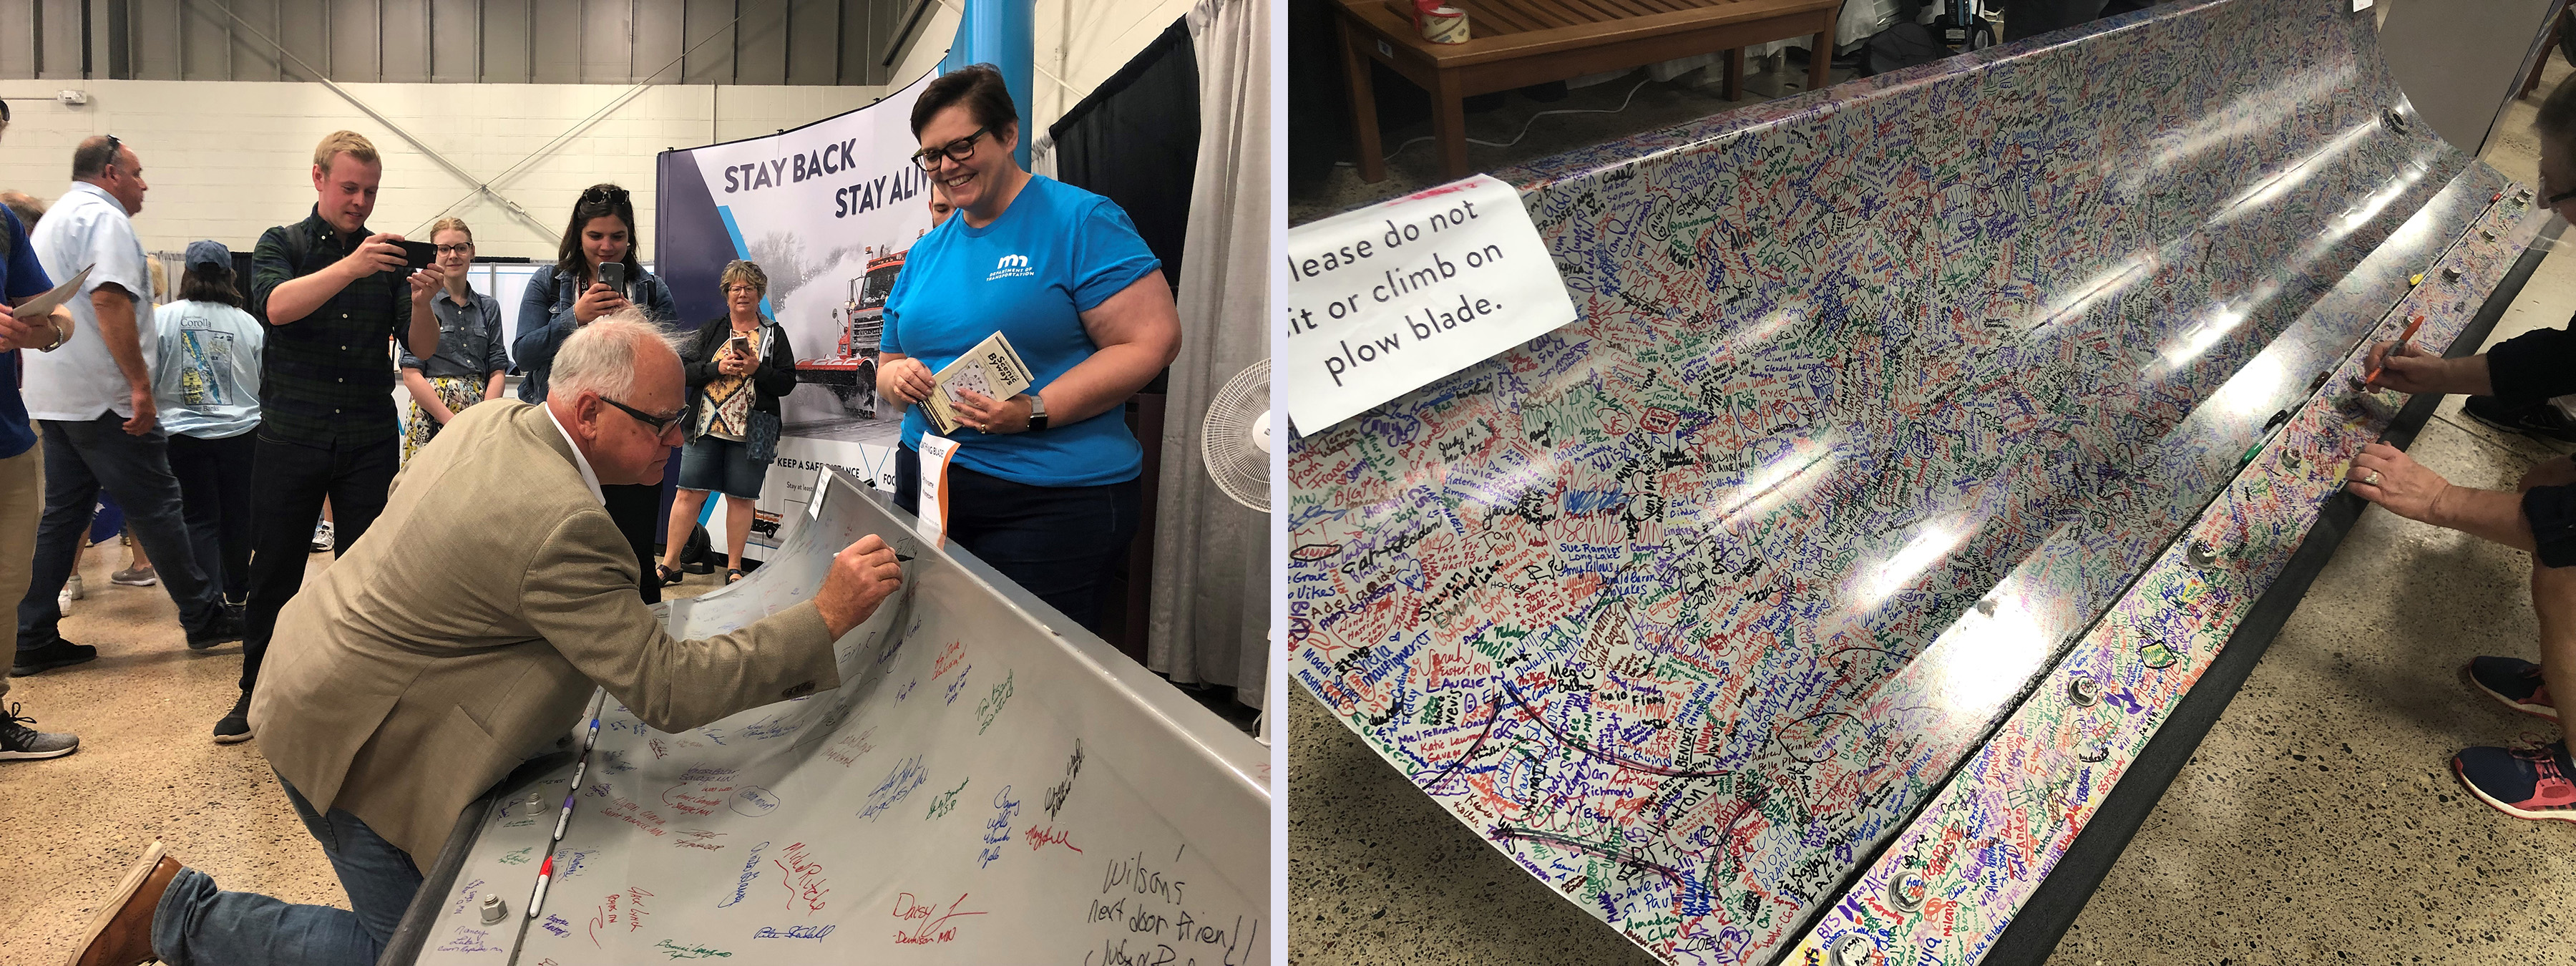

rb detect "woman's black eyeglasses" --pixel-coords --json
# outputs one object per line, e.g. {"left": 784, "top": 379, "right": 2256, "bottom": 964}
{"left": 910, "top": 127, "right": 991, "bottom": 171}
{"left": 600, "top": 396, "right": 681, "bottom": 437}
{"left": 581, "top": 185, "right": 630, "bottom": 205}
{"left": 433, "top": 243, "right": 474, "bottom": 256}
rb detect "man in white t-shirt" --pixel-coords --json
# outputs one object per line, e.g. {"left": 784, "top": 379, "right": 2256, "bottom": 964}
{"left": 14, "top": 136, "right": 240, "bottom": 678}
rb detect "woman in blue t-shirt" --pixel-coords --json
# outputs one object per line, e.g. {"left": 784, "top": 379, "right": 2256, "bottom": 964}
{"left": 875, "top": 64, "right": 1182, "bottom": 633}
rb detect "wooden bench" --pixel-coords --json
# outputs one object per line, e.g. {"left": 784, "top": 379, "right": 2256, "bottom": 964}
{"left": 1333, "top": 0, "right": 1843, "bottom": 180}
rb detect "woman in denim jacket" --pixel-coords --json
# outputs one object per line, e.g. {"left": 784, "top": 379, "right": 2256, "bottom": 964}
{"left": 509, "top": 182, "right": 680, "bottom": 603}
{"left": 512, "top": 182, "right": 679, "bottom": 403}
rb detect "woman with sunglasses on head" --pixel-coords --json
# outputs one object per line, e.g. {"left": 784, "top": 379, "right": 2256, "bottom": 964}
{"left": 513, "top": 183, "right": 682, "bottom": 602}
{"left": 876, "top": 63, "right": 1182, "bottom": 633}
{"left": 397, "top": 217, "right": 508, "bottom": 463}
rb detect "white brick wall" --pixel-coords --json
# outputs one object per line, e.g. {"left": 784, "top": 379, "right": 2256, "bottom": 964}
{"left": 0, "top": 54, "right": 950, "bottom": 263}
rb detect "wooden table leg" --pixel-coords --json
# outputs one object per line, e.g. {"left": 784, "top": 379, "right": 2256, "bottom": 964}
{"left": 1806, "top": 29, "right": 1832, "bottom": 92}
{"left": 2522, "top": 19, "right": 2558, "bottom": 100}
{"left": 1807, "top": 6, "right": 1838, "bottom": 92}
{"left": 1724, "top": 47, "right": 1743, "bottom": 100}
{"left": 1433, "top": 69, "right": 1471, "bottom": 180}
{"left": 1338, "top": 16, "right": 1388, "bottom": 182}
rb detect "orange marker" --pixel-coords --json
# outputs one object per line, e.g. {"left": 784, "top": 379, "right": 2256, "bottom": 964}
{"left": 2363, "top": 315, "right": 2425, "bottom": 386}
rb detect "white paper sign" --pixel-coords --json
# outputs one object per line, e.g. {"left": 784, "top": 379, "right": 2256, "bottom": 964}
{"left": 1282, "top": 175, "right": 1577, "bottom": 431}
{"left": 917, "top": 434, "right": 958, "bottom": 545}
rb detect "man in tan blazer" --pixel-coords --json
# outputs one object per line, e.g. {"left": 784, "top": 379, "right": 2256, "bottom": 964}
{"left": 66, "top": 312, "right": 906, "bottom": 966}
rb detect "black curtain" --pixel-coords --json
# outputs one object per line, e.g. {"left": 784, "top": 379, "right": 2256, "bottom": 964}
{"left": 1047, "top": 16, "right": 1199, "bottom": 291}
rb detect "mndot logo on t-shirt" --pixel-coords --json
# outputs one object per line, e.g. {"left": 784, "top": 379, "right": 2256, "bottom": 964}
{"left": 987, "top": 253, "right": 1035, "bottom": 281}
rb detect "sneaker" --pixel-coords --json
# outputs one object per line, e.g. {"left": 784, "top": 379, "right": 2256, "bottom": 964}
{"left": 185, "top": 607, "right": 244, "bottom": 650}
{"left": 110, "top": 565, "right": 157, "bottom": 587}
{"left": 213, "top": 691, "right": 253, "bottom": 744}
{"left": 11, "top": 638, "right": 98, "bottom": 676}
{"left": 2462, "top": 395, "right": 2576, "bottom": 444}
{"left": 310, "top": 519, "right": 334, "bottom": 553}
{"left": 57, "top": 588, "right": 72, "bottom": 617}
{"left": 64, "top": 572, "right": 84, "bottom": 600}
{"left": 0, "top": 702, "right": 78, "bottom": 759}
{"left": 2468, "top": 656, "right": 2559, "bottom": 721}
{"left": 2454, "top": 738, "right": 2576, "bottom": 821}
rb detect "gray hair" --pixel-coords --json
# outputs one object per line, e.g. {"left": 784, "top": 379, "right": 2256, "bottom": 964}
{"left": 552, "top": 310, "right": 682, "bottom": 402}
{"left": 2540, "top": 79, "right": 2576, "bottom": 154}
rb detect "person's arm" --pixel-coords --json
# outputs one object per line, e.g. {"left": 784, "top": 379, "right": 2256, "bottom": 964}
{"left": 482, "top": 298, "right": 510, "bottom": 399}
{"left": 753, "top": 326, "right": 798, "bottom": 399}
{"left": 642, "top": 273, "right": 679, "bottom": 331}
{"left": 2348, "top": 440, "right": 2534, "bottom": 552}
{"left": 512, "top": 268, "right": 581, "bottom": 389}
{"left": 681, "top": 324, "right": 723, "bottom": 388}
{"left": 2364, "top": 339, "right": 2492, "bottom": 396}
{"left": 265, "top": 231, "right": 408, "bottom": 326}
{"left": 401, "top": 366, "right": 457, "bottom": 424}
{"left": 522, "top": 513, "right": 902, "bottom": 733}
{"left": 91, "top": 285, "right": 157, "bottom": 434}
{"left": 401, "top": 265, "right": 441, "bottom": 358}
{"left": 955, "top": 271, "right": 1181, "bottom": 433}
{"left": 2482, "top": 323, "right": 2576, "bottom": 403}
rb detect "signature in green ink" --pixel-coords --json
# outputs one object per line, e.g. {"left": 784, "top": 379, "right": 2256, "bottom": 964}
{"left": 652, "top": 938, "right": 732, "bottom": 959}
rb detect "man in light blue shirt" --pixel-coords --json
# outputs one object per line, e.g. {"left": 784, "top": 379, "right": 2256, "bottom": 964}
{"left": 15, "top": 136, "right": 241, "bottom": 680}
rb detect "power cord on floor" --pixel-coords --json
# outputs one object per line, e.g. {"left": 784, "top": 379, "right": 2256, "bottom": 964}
{"left": 1335, "top": 77, "right": 1657, "bottom": 166}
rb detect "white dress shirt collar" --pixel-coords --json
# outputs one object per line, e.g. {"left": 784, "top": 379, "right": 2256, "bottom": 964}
{"left": 544, "top": 405, "right": 607, "bottom": 505}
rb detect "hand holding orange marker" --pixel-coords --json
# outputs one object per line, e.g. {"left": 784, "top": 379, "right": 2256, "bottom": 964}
{"left": 2363, "top": 315, "right": 2425, "bottom": 387}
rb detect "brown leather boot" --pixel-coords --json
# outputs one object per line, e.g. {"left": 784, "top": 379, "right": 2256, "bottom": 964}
{"left": 64, "top": 840, "right": 182, "bottom": 966}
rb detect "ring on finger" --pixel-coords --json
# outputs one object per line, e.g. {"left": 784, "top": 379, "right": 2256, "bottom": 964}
{"left": 2363, "top": 469, "right": 2383, "bottom": 486}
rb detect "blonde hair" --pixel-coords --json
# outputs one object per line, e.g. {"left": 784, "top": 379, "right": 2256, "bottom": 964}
{"left": 429, "top": 216, "right": 472, "bottom": 243}
{"left": 552, "top": 309, "right": 683, "bottom": 402}
{"left": 313, "top": 130, "right": 380, "bottom": 175}
{"left": 148, "top": 259, "right": 167, "bottom": 303}
{"left": 718, "top": 260, "right": 769, "bottom": 298}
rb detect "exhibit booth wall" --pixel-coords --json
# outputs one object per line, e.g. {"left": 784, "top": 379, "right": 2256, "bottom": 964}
{"left": 1031, "top": 0, "right": 1196, "bottom": 135}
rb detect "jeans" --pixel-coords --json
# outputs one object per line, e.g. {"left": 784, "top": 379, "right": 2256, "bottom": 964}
{"left": 0, "top": 429, "right": 39, "bottom": 703}
{"left": 242, "top": 431, "right": 396, "bottom": 694}
{"left": 152, "top": 774, "right": 421, "bottom": 966}
{"left": 894, "top": 446, "right": 1141, "bottom": 631}
{"left": 167, "top": 432, "right": 256, "bottom": 602}
{"left": 17, "top": 415, "right": 223, "bottom": 650}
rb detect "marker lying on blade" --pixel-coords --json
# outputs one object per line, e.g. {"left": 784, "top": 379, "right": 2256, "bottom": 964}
{"left": 2362, "top": 315, "right": 2426, "bottom": 386}
{"left": 526, "top": 854, "right": 554, "bottom": 919}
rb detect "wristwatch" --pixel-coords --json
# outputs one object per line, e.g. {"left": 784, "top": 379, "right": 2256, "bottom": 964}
{"left": 1025, "top": 394, "right": 1048, "bottom": 432}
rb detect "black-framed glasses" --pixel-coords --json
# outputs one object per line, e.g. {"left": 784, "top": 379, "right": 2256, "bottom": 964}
{"left": 434, "top": 243, "right": 474, "bottom": 256}
{"left": 580, "top": 185, "right": 630, "bottom": 205}
{"left": 600, "top": 395, "right": 683, "bottom": 438}
{"left": 909, "top": 127, "right": 991, "bottom": 171}
{"left": 102, "top": 133, "right": 122, "bottom": 173}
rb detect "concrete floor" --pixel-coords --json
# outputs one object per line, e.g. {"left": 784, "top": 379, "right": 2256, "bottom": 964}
{"left": 0, "top": 546, "right": 736, "bottom": 965}
{"left": 1287, "top": 29, "right": 2576, "bottom": 966}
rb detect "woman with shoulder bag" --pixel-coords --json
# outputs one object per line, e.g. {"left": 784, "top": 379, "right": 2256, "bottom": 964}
{"left": 657, "top": 260, "right": 795, "bottom": 586}
{"left": 512, "top": 182, "right": 682, "bottom": 602}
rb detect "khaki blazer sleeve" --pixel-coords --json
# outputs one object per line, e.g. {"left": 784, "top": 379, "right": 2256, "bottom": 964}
{"left": 518, "top": 504, "right": 841, "bottom": 733}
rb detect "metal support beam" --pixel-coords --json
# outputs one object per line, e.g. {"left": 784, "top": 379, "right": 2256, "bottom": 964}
{"left": 185, "top": 0, "right": 557, "bottom": 236}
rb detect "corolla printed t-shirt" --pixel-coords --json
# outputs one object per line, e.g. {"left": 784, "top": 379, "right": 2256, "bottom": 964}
{"left": 881, "top": 175, "right": 1161, "bottom": 488}
{"left": 152, "top": 299, "right": 265, "bottom": 439}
